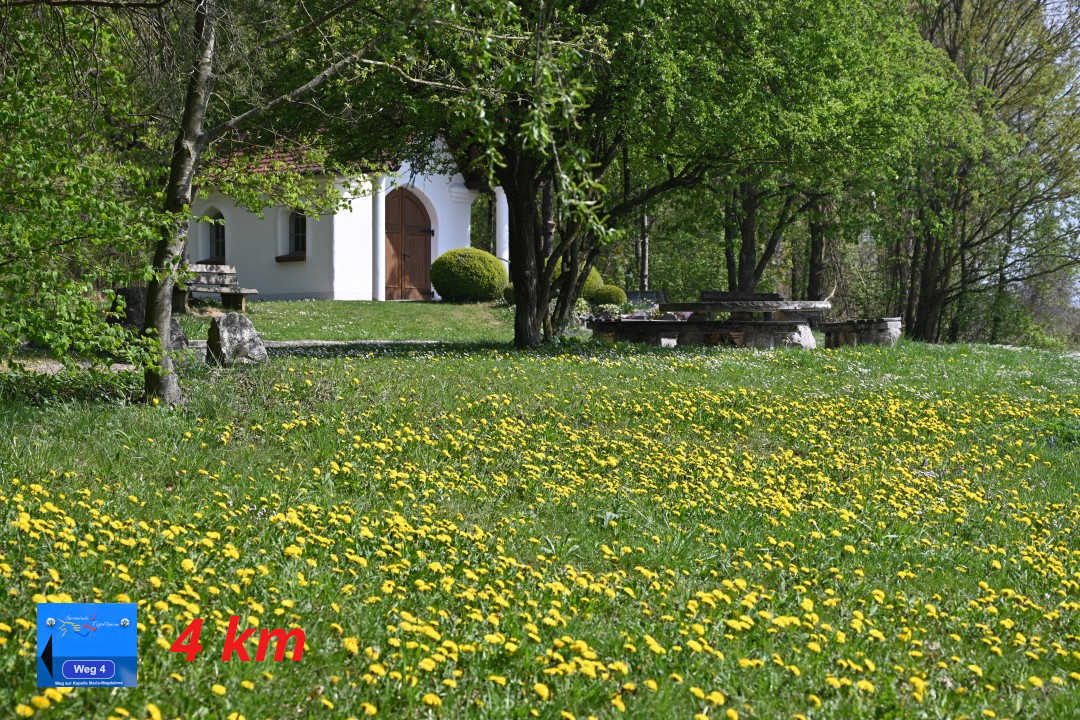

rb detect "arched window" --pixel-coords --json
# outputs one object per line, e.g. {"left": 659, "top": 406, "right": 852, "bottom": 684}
{"left": 207, "top": 211, "right": 225, "bottom": 263}
{"left": 289, "top": 210, "right": 306, "bottom": 255}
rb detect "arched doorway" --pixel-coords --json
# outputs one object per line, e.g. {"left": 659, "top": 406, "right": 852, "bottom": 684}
{"left": 385, "top": 188, "right": 432, "bottom": 300}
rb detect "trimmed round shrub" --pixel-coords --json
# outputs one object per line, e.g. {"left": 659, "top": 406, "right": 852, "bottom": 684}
{"left": 431, "top": 248, "right": 506, "bottom": 302}
{"left": 502, "top": 284, "right": 515, "bottom": 305}
{"left": 588, "top": 283, "right": 627, "bottom": 306}
{"left": 552, "top": 260, "right": 603, "bottom": 297}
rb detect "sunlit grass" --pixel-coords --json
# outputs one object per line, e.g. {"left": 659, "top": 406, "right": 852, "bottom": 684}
{"left": 175, "top": 300, "right": 514, "bottom": 343}
{"left": 1, "top": 341, "right": 1078, "bottom": 719}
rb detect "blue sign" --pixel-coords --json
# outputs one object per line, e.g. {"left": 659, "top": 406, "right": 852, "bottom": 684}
{"left": 37, "top": 603, "right": 137, "bottom": 687}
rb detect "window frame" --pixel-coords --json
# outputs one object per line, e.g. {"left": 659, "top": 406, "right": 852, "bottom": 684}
{"left": 202, "top": 211, "right": 226, "bottom": 265}
{"left": 276, "top": 209, "right": 308, "bottom": 263}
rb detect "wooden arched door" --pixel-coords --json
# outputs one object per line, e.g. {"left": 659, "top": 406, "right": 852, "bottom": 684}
{"left": 385, "top": 188, "right": 432, "bottom": 300}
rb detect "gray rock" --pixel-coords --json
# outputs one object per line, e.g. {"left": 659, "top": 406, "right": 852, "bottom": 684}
{"left": 206, "top": 312, "right": 268, "bottom": 366}
{"left": 169, "top": 318, "right": 189, "bottom": 351}
{"left": 823, "top": 318, "right": 902, "bottom": 348}
{"left": 861, "top": 317, "right": 902, "bottom": 346}
{"left": 782, "top": 323, "right": 817, "bottom": 349}
{"left": 743, "top": 322, "right": 816, "bottom": 350}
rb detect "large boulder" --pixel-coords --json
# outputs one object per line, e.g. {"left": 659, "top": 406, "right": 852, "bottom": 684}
{"left": 206, "top": 312, "right": 268, "bottom": 366}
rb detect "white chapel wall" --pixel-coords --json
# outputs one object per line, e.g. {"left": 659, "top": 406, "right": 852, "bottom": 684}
{"left": 331, "top": 179, "right": 374, "bottom": 300}
{"left": 188, "top": 191, "right": 335, "bottom": 300}
{"left": 188, "top": 162, "right": 486, "bottom": 302}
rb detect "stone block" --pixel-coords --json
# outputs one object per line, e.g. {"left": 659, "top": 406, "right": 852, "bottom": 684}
{"left": 206, "top": 312, "right": 268, "bottom": 366}
{"left": 169, "top": 318, "right": 189, "bottom": 351}
{"left": 823, "top": 318, "right": 902, "bottom": 348}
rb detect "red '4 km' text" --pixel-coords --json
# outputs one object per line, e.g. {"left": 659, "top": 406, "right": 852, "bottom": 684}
{"left": 170, "top": 616, "right": 305, "bottom": 662}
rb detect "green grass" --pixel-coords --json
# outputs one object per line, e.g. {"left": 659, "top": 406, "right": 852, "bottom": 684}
{"left": 175, "top": 300, "right": 514, "bottom": 343}
{"left": 1, "top": 341, "right": 1079, "bottom": 719}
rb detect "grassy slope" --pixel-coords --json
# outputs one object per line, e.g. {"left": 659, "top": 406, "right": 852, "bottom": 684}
{"left": 175, "top": 300, "right": 515, "bottom": 343}
{"left": 1, "top": 342, "right": 1078, "bottom": 719}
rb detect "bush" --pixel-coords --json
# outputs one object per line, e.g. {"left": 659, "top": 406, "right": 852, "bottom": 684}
{"left": 431, "top": 248, "right": 506, "bottom": 302}
{"left": 503, "top": 284, "right": 515, "bottom": 305}
{"left": 588, "top": 303, "right": 624, "bottom": 322}
{"left": 552, "top": 260, "right": 604, "bottom": 297}
{"left": 587, "top": 284, "right": 627, "bottom": 306}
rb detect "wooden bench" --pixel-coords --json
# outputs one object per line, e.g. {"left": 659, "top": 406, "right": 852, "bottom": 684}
{"left": 172, "top": 264, "right": 258, "bottom": 313}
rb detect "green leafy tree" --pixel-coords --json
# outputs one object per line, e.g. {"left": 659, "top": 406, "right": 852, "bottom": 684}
{"left": 875, "top": 0, "right": 1080, "bottom": 341}
{"left": 6, "top": 0, "right": 438, "bottom": 402}
{"left": 366, "top": 0, "right": 955, "bottom": 345}
{"left": 0, "top": 9, "right": 158, "bottom": 366}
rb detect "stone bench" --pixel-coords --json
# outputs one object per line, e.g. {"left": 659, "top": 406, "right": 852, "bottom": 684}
{"left": 821, "top": 317, "right": 902, "bottom": 347}
{"left": 172, "top": 264, "right": 259, "bottom": 313}
{"left": 590, "top": 319, "right": 815, "bottom": 349}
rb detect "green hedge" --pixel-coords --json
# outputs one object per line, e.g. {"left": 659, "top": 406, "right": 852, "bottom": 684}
{"left": 587, "top": 284, "right": 628, "bottom": 305}
{"left": 431, "top": 248, "right": 506, "bottom": 302}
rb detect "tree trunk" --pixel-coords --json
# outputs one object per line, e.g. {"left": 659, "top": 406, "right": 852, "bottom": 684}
{"left": 911, "top": 235, "right": 943, "bottom": 341}
{"left": 807, "top": 207, "right": 826, "bottom": 300}
{"left": 947, "top": 244, "right": 970, "bottom": 342}
{"left": 144, "top": 0, "right": 217, "bottom": 404}
{"left": 639, "top": 211, "right": 649, "bottom": 292}
{"left": 501, "top": 161, "right": 545, "bottom": 347}
{"left": 889, "top": 217, "right": 913, "bottom": 317}
{"left": 541, "top": 179, "right": 554, "bottom": 259}
{"left": 904, "top": 232, "right": 921, "bottom": 331}
{"left": 989, "top": 237, "right": 1011, "bottom": 343}
{"left": 550, "top": 238, "right": 597, "bottom": 337}
{"left": 790, "top": 230, "right": 804, "bottom": 300}
{"left": 737, "top": 180, "right": 759, "bottom": 292}
{"left": 723, "top": 189, "right": 738, "bottom": 292}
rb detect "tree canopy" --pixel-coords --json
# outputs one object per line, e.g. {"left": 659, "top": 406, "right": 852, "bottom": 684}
{"left": 2, "top": 0, "right": 1077, "bottom": 384}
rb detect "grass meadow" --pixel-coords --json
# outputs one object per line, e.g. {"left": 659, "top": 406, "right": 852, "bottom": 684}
{"left": 1, "top": 339, "right": 1079, "bottom": 719}
{"left": 175, "top": 300, "right": 515, "bottom": 343}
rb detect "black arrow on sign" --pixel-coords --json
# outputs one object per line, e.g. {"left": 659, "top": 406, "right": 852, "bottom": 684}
{"left": 40, "top": 635, "right": 53, "bottom": 678}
